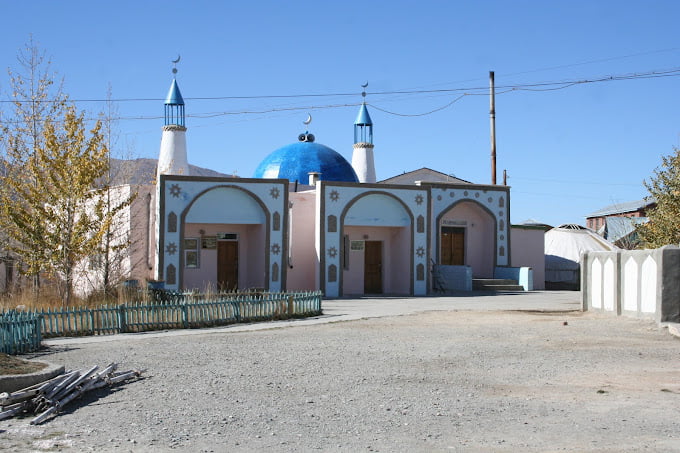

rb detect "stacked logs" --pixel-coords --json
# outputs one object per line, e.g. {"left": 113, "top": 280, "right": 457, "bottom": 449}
{"left": 0, "top": 363, "right": 143, "bottom": 425}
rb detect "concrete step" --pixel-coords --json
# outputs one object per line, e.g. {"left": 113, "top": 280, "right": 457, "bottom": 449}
{"left": 472, "top": 278, "right": 525, "bottom": 292}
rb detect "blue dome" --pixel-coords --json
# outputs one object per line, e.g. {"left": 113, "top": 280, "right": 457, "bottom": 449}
{"left": 254, "top": 141, "right": 359, "bottom": 183}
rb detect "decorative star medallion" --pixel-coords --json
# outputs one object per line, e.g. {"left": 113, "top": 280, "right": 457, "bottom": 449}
{"left": 165, "top": 242, "right": 177, "bottom": 255}
{"left": 169, "top": 184, "right": 182, "bottom": 198}
{"left": 270, "top": 187, "right": 280, "bottom": 199}
{"left": 328, "top": 246, "right": 338, "bottom": 258}
{"left": 329, "top": 190, "right": 340, "bottom": 202}
{"left": 416, "top": 246, "right": 425, "bottom": 258}
{"left": 415, "top": 194, "right": 424, "bottom": 205}
{"left": 271, "top": 243, "right": 281, "bottom": 255}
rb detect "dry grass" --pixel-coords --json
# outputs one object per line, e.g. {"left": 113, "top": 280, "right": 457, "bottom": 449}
{"left": 0, "top": 282, "right": 150, "bottom": 312}
{"left": 0, "top": 353, "right": 47, "bottom": 375}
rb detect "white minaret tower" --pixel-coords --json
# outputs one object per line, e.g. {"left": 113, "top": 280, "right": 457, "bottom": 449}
{"left": 157, "top": 59, "right": 190, "bottom": 181}
{"left": 351, "top": 83, "right": 375, "bottom": 183}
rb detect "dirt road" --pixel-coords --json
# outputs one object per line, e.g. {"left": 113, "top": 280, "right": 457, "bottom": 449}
{"left": 1, "top": 298, "right": 679, "bottom": 452}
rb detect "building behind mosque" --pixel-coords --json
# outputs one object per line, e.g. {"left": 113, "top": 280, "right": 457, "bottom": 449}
{"left": 73, "top": 71, "right": 544, "bottom": 297}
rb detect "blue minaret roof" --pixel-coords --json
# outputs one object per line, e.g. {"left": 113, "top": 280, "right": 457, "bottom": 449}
{"left": 354, "top": 103, "right": 373, "bottom": 144}
{"left": 165, "top": 79, "right": 185, "bottom": 105}
{"left": 354, "top": 103, "right": 372, "bottom": 126}
{"left": 164, "top": 78, "right": 185, "bottom": 127}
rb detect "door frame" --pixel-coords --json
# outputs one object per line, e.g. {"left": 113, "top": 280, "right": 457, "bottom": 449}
{"left": 363, "top": 240, "right": 383, "bottom": 294}
{"left": 217, "top": 239, "right": 239, "bottom": 291}
{"left": 440, "top": 226, "right": 466, "bottom": 266}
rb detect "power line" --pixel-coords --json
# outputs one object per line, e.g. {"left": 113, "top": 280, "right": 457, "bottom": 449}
{"left": 0, "top": 66, "right": 678, "bottom": 124}
{"left": 0, "top": 66, "right": 678, "bottom": 105}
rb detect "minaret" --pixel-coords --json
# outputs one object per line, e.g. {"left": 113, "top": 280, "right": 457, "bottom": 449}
{"left": 351, "top": 83, "right": 375, "bottom": 183}
{"left": 157, "top": 60, "right": 190, "bottom": 181}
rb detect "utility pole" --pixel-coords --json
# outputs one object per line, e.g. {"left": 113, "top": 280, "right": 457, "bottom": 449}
{"left": 490, "top": 71, "right": 497, "bottom": 185}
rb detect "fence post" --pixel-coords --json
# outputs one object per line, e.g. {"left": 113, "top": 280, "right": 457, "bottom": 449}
{"left": 181, "top": 302, "right": 189, "bottom": 329}
{"left": 234, "top": 301, "right": 241, "bottom": 322}
{"left": 118, "top": 304, "right": 127, "bottom": 333}
{"left": 288, "top": 296, "right": 294, "bottom": 316}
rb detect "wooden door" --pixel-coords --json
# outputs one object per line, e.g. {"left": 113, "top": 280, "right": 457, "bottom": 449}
{"left": 364, "top": 241, "right": 383, "bottom": 294}
{"left": 441, "top": 227, "right": 465, "bottom": 265}
{"left": 217, "top": 241, "right": 238, "bottom": 291}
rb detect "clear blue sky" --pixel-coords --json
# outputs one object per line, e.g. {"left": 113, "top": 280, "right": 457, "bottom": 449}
{"left": 1, "top": 1, "right": 679, "bottom": 227}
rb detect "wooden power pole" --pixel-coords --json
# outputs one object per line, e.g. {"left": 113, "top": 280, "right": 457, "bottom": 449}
{"left": 490, "top": 71, "right": 497, "bottom": 185}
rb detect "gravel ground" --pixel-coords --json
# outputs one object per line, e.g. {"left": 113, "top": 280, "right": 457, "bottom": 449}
{"left": 1, "top": 306, "right": 680, "bottom": 452}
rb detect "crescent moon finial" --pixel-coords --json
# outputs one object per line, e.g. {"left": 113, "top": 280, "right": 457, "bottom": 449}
{"left": 361, "top": 81, "right": 368, "bottom": 100}
{"left": 303, "top": 113, "right": 312, "bottom": 125}
{"left": 171, "top": 54, "right": 181, "bottom": 76}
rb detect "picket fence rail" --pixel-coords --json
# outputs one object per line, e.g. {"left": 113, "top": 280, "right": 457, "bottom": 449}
{"left": 0, "top": 311, "right": 43, "bottom": 354}
{"left": 0, "top": 291, "right": 322, "bottom": 353}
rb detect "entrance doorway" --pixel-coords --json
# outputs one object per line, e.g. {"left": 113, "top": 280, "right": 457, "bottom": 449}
{"left": 364, "top": 241, "right": 383, "bottom": 294}
{"left": 441, "top": 227, "right": 465, "bottom": 265}
{"left": 217, "top": 241, "right": 238, "bottom": 291}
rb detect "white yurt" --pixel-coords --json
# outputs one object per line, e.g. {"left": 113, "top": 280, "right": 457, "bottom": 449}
{"left": 544, "top": 224, "right": 617, "bottom": 289}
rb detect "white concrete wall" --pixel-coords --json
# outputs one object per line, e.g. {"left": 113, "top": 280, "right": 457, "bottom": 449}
{"left": 73, "top": 184, "right": 155, "bottom": 297}
{"left": 582, "top": 246, "right": 680, "bottom": 323}
{"left": 510, "top": 226, "right": 545, "bottom": 289}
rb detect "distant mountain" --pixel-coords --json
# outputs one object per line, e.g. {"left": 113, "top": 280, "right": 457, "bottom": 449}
{"left": 109, "top": 158, "right": 234, "bottom": 185}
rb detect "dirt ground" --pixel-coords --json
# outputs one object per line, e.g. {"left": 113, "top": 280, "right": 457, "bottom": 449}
{"left": 1, "top": 308, "right": 680, "bottom": 452}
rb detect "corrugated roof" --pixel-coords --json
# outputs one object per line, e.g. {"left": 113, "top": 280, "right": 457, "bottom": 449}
{"left": 586, "top": 198, "right": 655, "bottom": 218}
{"left": 379, "top": 167, "right": 472, "bottom": 185}
{"left": 603, "top": 216, "right": 648, "bottom": 243}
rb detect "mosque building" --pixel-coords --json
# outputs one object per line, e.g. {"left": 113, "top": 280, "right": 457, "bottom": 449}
{"left": 104, "top": 70, "right": 543, "bottom": 298}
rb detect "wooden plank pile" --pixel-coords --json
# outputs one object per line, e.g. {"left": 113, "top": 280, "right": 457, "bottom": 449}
{"left": 0, "top": 363, "right": 143, "bottom": 425}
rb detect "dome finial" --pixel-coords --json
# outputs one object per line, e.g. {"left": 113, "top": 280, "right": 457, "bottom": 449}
{"left": 361, "top": 81, "right": 368, "bottom": 101}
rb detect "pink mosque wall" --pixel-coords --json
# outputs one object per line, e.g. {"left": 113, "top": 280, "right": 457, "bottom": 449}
{"left": 286, "top": 192, "right": 318, "bottom": 291}
{"left": 510, "top": 226, "right": 545, "bottom": 289}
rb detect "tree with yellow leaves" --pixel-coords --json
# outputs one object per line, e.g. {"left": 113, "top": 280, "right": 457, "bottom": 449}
{"left": 1, "top": 106, "right": 132, "bottom": 305}
{"left": 636, "top": 147, "right": 680, "bottom": 248}
{"left": 1, "top": 39, "right": 134, "bottom": 304}
{"left": 0, "top": 37, "right": 68, "bottom": 296}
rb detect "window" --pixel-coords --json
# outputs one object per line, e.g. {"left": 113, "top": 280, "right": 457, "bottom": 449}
{"left": 184, "top": 238, "right": 199, "bottom": 268}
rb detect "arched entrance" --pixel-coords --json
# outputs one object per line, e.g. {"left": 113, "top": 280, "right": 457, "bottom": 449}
{"left": 437, "top": 200, "right": 496, "bottom": 278}
{"left": 340, "top": 192, "right": 413, "bottom": 296}
{"left": 180, "top": 186, "right": 269, "bottom": 291}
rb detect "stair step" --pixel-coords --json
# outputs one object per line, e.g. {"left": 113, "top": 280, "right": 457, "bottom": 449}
{"left": 472, "top": 278, "right": 525, "bottom": 292}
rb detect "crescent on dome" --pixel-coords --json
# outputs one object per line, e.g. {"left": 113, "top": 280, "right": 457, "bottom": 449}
{"left": 172, "top": 55, "right": 181, "bottom": 64}
{"left": 303, "top": 113, "right": 312, "bottom": 125}
{"left": 361, "top": 81, "right": 368, "bottom": 88}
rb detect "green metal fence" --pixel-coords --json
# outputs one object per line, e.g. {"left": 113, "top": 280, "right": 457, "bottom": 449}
{"left": 0, "top": 311, "right": 43, "bottom": 354}
{"left": 34, "top": 290, "right": 323, "bottom": 338}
